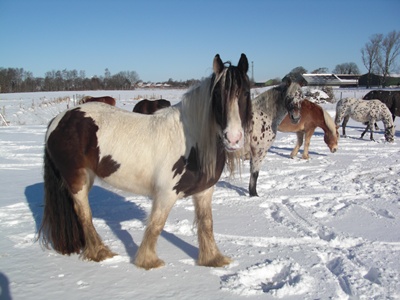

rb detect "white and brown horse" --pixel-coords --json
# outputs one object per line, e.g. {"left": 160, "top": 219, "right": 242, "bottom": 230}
{"left": 278, "top": 99, "right": 339, "bottom": 159}
{"left": 243, "top": 81, "right": 303, "bottom": 196}
{"left": 335, "top": 97, "right": 395, "bottom": 142}
{"left": 39, "top": 54, "right": 252, "bottom": 269}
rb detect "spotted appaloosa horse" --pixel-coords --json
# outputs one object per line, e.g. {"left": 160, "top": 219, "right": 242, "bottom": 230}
{"left": 278, "top": 99, "right": 339, "bottom": 159}
{"left": 133, "top": 99, "right": 171, "bottom": 114}
{"left": 243, "top": 80, "right": 303, "bottom": 197}
{"left": 78, "top": 96, "right": 116, "bottom": 106}
{"left": 335, "top": 97, "right": 395, "bottom": 142}
{"left": 39, "top": 54, "right": 252, "bottom": 270}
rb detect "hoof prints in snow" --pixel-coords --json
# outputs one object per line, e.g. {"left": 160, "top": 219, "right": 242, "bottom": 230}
{"left": 220, "top": 258, "right": 313, "bottom": 297}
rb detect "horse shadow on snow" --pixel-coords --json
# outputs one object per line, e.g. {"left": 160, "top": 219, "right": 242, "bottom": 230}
{"left": 25, "top": 183, "right": 198, "bottom": 262}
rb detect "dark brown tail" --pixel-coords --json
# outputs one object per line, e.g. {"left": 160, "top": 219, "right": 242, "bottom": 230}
{"left": 38, "top": 148, "right": 85, "bottom": 255}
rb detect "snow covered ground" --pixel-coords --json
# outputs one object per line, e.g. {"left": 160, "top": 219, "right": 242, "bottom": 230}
{"left": 0, "top": 87, "right": 399, "bottom": 299}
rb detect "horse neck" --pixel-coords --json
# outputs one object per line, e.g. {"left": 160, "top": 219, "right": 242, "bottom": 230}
{"left": 258, "top": 89, "right": 287, "bottom": 119}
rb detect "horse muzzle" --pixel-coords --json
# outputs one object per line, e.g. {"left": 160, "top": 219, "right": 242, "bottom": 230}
{"left": 223, "top": 130, "right": 244, "bottom": 152}
{"left": 289, "top": 111, "right": 301, "bottom": 124}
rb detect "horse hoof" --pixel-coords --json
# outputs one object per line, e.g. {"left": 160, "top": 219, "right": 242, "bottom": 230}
{"left": 82, "top": 247, "right": 116, "bottom": 262}
{"left": 135, "top": 257, "right": 165, "bottom": 270}
{"left": 198, "top": 254, "right": 232, "bottom": 268}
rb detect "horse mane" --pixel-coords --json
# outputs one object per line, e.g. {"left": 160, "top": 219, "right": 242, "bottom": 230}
{"left": 180, "top": 76, "right": 219, "bottom": 178}
{"left": 180, "top": 68, "right": 245, "bottom": 179}
{"left": 322, "top": 108, "right": 337, "bottom": 137}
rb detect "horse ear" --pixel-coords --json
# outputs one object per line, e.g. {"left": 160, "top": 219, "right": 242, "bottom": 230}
{"left": 213, "top": 54, "right": 224, "bottom": 75}
{"left": 238, "top": 53, "right": 249, "bottom": 74}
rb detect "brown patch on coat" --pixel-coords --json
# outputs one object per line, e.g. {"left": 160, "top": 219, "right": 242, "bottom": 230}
{"left": 46, "top": 108, "right": 120, "bottom": 194}
{"left": 172, "top": 144, "right": 226, "bottom": 197}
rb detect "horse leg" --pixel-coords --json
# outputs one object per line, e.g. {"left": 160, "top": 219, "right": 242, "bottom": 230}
{"left": 135, "top": 193, "right": 177, "bottom": 269}
{"left": 342, "top": 115, "right": 350, "bottom": 137}
{"left": 249, "top": 158, "right": 261, "bottom": 197}
{"left": 360, "top": 123, "right": 370, "bottom": 139}
{"left": 193, "top": 186, "right": 231, "bottom": 267}
{"left": 369, "top": 119, "right": 375, "bottom": 141}
{"left": 290, "top": 132, "right": 304, "bottom": 158}
{"left": 72, "top": 170, "right": 116, "bottom": 261}
{"left": 302, "top": 129, "right": 314, "bottom": 159}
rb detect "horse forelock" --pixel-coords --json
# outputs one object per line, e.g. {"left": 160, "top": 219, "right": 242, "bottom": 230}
{"left": 215, "top": 65, "right": 251, "bottom": 128}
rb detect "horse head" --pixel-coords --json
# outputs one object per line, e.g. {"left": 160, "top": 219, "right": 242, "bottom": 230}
{"left": 384, "top": 125, "right": 395, "bottom": 142}
{"left": 282, "top": 80, "right": 302, "bottom": 124}
{"left": 211, "top": 54, "right": 252, "bottom": 152}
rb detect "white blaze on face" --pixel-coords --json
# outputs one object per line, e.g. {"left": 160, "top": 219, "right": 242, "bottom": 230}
{"left": 223, "top": 98, "right": 244, "bottom": 151}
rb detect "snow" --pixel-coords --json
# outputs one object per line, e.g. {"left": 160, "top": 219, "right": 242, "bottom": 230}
{"left": 0, "top": 87, "right": 400, "bottom": 299}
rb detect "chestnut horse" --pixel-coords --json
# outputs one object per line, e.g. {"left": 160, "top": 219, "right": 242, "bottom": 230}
{"left": 79, "top": 96, "right": 116, "bottom": 106}
{"left": 39, "top": 54, "right": 252, "bottom": 270}
{"left": 133, "top": 99, "right": 171, "bottom": 114}
{"left": 278, "top": 99, "right": 339, "bottom": 159}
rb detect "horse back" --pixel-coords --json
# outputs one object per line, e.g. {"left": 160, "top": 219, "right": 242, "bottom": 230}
{"left": 46, "top": 103, "right": 185, "bottom": 196}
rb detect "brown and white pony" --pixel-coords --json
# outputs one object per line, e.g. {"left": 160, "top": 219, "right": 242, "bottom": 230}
{"left": 79, "top": 96, "right": 116, "bottom": 106}
{"left": 242, "top": 81, "right": 303, "bottom": 197}
{"left": 278, "top": 99, "right": 339, "bottom": 159}
{"left": 39, "top": 54, "right": 252, "bottom": 270}
{"left": 133, "top": 99, "right": 171, "bottom": 114}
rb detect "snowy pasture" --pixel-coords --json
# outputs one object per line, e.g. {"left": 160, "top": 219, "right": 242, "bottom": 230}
{"left": 0, "top": 87, "right": 400, "bottom": 299}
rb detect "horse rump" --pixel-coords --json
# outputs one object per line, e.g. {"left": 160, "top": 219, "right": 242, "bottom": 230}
{"left": 38, "top": 148, "right": 85, "bottom": 255}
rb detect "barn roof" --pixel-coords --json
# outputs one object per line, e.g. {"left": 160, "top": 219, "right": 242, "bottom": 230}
{"left": 302, "top": 74, "right": 359, "bottom": 86}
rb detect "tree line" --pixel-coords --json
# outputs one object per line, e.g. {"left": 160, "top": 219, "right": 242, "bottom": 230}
{"left": 0, "top": 68, "right": 141, "bottom": 93}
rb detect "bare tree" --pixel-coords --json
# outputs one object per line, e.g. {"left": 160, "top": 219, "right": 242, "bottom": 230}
{"left": 311, "top": 67, "right": 329, "bottom": 74}
{"left": 376, "top": 30, "right": 400, "bottom": 86}
{"left": 332, "top": 62, "right": 360, "bottom": 74}
{"left": 361, "top": 34, "right": 382, "bottom": 88}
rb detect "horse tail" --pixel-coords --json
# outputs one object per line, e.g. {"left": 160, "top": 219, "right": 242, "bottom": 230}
{"left": 38, "top": 148, "right": 85, "bottom": 255}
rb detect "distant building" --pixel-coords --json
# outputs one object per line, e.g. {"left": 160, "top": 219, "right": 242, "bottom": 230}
{"left": 301, "top": 74, "right": 359, "bottom": 87}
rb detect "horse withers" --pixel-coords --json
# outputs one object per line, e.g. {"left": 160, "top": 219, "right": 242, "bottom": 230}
{"left": 39, "top": 54, "right": 252, "bottom": 270}
{"left": 335, "top": 97, "right": 395, "bottom": 142}
{"left": 242, "top": 80, "right": 303, "bottom": 197}
{"left": 278, "top": 99, "right": 338, "bottom": 159}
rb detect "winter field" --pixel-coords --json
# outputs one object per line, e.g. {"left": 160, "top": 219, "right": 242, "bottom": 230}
{"left": 0, "top": 86, "right": 400, "bottom": 299}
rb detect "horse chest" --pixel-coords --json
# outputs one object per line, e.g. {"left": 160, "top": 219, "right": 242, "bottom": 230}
{"left": 172, "top": 145, "right": 225, "bottom": 197}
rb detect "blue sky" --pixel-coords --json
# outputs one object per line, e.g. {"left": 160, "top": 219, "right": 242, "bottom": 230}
{"left": 1, "top": 0, "right": 399, "bottom": 82}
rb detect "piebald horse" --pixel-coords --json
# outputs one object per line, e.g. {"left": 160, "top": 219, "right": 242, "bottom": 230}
{"left": 39, "top": 54, "right": 252, "bottom": 270}
{"left": 278, "top": 99, "right": 339, "bottom": 159}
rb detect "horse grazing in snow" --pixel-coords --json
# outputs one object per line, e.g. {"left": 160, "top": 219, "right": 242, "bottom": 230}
{"left": 335, "top": 97, "right": 395, "bottom": 142}
{"left": 79, "top": 96, "right": 116, "bottom": 106}
{"left": 133, "top": 99, "right": 171, "bottom": 114}
{"left": 39, "top": 54, "right": 252, "bottom": 270}
{"left": 242, "top": 81, "right": 303, "bottom": 197}
{"left": 278, "top": 99, "right": 339, "bottom": 159}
